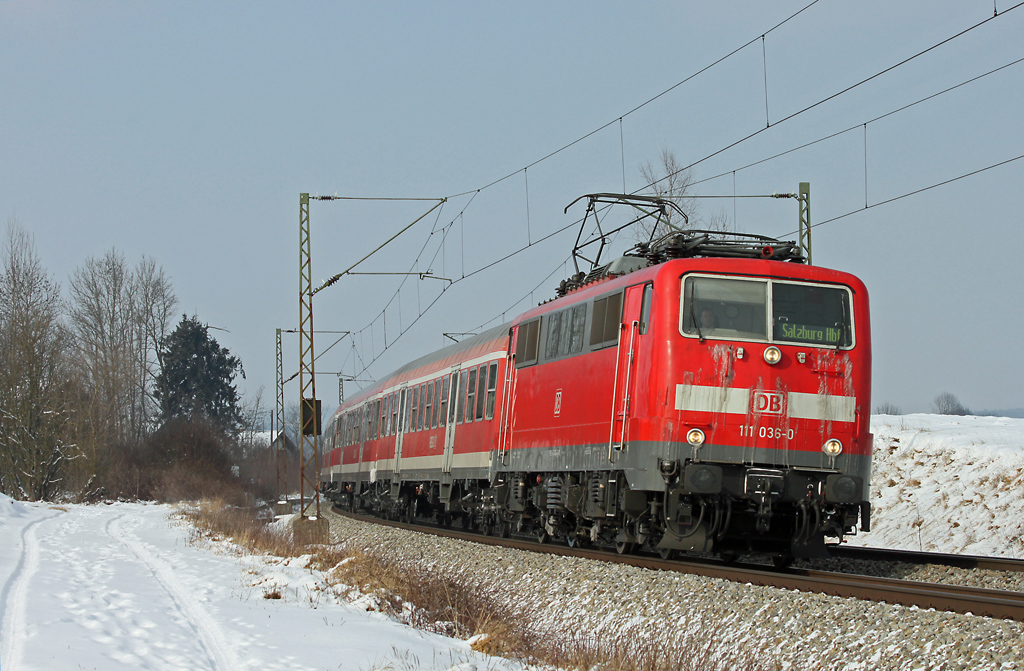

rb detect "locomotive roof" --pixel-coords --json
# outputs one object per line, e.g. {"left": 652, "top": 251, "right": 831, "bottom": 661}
{"left": 511, "top": 254, "right": 867, "bottom": 327}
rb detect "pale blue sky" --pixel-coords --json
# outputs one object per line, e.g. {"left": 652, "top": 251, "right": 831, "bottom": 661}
{"left": 2, "top": 0, "right": 1022, "bottom": 417}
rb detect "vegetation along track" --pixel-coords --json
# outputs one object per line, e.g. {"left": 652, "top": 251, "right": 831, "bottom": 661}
{"left": 329, "top": 505, "right": 1024, "bottom": 622}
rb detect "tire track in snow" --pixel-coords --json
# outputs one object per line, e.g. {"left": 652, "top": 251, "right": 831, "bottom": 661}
{"left": 107, "top": 513, "right": 240, "bottom": 671}
{"left": 0, "top": 515, "right": 47, "bottom": 671}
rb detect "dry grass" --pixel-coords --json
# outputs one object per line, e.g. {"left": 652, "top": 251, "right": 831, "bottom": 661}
{"left": 180, "top": 499, "right": 774, "bottom": 671}
{"left": 178, "top": 498, "right": 303, "bottom": 557}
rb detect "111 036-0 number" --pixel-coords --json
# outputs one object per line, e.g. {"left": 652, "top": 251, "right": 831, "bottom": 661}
{"left": 738, "top": 425, "right": 795, "bottom": 439}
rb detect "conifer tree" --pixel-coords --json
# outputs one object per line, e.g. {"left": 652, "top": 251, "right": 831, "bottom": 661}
{"left": 154, "top": 315, "right": 244, "bottom": 433}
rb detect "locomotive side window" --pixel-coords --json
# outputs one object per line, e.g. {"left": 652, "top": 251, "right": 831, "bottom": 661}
{"left": 590, "top": 292, "right": 623, "bottom": 349}
{"left": 772, "top": 282, "right": 853, "bottom": 347}
{"left": 639, "top": 283, "right": 653, "bottom": 334}
{"left": 570, "top": 303, "right": 587, "bottom": 352}
{"left": 544, "top": 311, "right": 562, "bottom": 360}
{"left": 515, "top": 319, "right": 540, "bottom": 367}
{"left": 485, "top": 361, "right": 498, "bottom": 419}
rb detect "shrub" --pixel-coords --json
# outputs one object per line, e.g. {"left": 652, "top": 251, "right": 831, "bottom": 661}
{"left": 932, "top": 392, "right": 970, "bottom": 416}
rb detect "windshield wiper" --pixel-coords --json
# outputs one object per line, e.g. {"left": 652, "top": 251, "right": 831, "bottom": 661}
{"left": 689, "top": 282, "right": 705, "bottom": 343}
{"left": 836, "top": 296, "right": 847, "bottom": 351}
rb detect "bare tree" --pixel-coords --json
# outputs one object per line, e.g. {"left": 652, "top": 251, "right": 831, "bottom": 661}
{"left": 932, "top": 392, "right": 969, "bottom": 416}
{"left": 636, "top": 149, "right": 731, "bottom": 240}
{"left": 68, "top": 250, "right": 176, "bottom": 448}
{"left": 875, "top": 401, "right": 902, "bottom": 415}
{"left": 134, "top": 256, "right": 177, "bottom": 432}
{"left": 0, "top": 219, "right": 79, "bottom": 500}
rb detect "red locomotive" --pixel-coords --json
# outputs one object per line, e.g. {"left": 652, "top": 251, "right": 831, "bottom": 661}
{"left": 322, "top": 194, "right": 871, "bottom": 561}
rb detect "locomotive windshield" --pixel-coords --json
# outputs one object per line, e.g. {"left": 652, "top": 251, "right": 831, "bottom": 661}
{"left": 681, "top": 275, "right": 853, "bottom": 348}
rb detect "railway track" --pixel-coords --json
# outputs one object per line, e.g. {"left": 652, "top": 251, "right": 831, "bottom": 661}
{"left": 830, "top": 545, "right": 1024, "bottom": 573}
{"left": 329, "top": 505, "right": 1024, "bottom": 621}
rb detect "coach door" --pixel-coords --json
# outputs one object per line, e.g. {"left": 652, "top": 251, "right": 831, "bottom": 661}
{"left": 442, "top": 366, "right": 460, "bottom": 473}
{"left": 609, "top": 283, "right": 648, "bottom": 459}
{"left": 497, "top": 329, "right": 517, "bottom": 465}
{"left": 393, "top": 385, "right": 409, "bottom": 478}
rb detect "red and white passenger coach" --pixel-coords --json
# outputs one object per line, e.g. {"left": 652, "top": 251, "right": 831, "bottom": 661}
{"left": 322, "top": 200, "right": 871, "bottom": 561}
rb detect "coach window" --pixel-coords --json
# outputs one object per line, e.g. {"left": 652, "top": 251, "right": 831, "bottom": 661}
{"left": 415, "top": 383, "right": 423, "bottom": 430}
{"left": 639, "top": 283, "right": 653, "bottom": 335}
{"left": 399, "top": 388, "right": 408, "bottom": 433}
{"left": 465, "top": 368, "right": 477, "bottom": 423}
{"left": 387, "top": 393, "right": 395, "bottom": 436}
{"left": 432, "top": 379, "right": 441, "bottom": 428}
{"left": 515, "top": 319, "right": 540, "bottom": 367}
{"left": 485, "top": 361, "right": 498, "bottom": 419}
{"left": 456, "top": 370, "right": 468, "bottom": 423}
{"left": 407, "top": 389, "right": 415, "bottom": 436}
{"left": 421, "top": 382, "right": 430, "bottom": 431}
{"left": 475, "top": 364, "right": 487, "bottom": 420}
{"left": 439, "top": 376, "right": 449, "bottom": 427}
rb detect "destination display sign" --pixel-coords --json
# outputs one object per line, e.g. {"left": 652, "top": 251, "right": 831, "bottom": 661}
{"left": 776, "top": 322, "right": 842, "bottom": 345}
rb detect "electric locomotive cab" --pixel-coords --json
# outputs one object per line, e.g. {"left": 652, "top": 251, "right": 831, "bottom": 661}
{"left": 664, "top": 262, "right": 871, "bottom": 558}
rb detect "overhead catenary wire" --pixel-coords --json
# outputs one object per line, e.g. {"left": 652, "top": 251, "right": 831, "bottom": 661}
{"left": 777, "top": 152, "right": 1024, "bottom": 239}
{"left": 442, "top": 0, "right": 823, "bottom": 200}
{"left": 332, "top": 4, "right": 1024, "bottom": 386}
{"left": 639, "top": 2, "right": 1024, "bottom": 197}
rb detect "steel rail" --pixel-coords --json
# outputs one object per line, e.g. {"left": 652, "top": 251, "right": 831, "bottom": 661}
{"left": 328, "top": 506, "right": 1024, "bottom": 622}
{"left": 829, "top": 545, "right": 1024, "bottom": 574}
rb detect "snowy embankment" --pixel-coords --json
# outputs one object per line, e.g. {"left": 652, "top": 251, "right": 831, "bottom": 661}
{"left": 0, "top": 499, "right": 522, "bottom": 671}
{"left": 848, "top": 414, "right": 1024, "bottom": 558}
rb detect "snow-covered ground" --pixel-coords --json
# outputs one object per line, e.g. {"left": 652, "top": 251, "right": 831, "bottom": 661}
{"left": 1, "top": 413, "right": 1022, "bottom": 670}
{"left": 0, "top": 499, "right": 521, "bottom": 671}
{"left": 849, "top": 414, "right": 1024, "bottom": 558}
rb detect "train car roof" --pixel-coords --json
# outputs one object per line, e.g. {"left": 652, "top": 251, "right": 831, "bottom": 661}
{"left": 334, "top": 322, "right": 510, "bottom": 412}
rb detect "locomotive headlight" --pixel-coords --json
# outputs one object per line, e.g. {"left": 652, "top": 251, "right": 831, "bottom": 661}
{"left": 686, "top": 428, "right": 706, "bottom": 447}
{"left": 822, "top": 439, "right": 843, "bottom": 456}
{"left": 763, "top": 346, "right": 782, "bottom": 365}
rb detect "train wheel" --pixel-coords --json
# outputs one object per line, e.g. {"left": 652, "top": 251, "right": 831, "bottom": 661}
{"left": 535, "top": 529, "right": 549, "bottom": 544}
{"left": 720, "top": 553, "right": 739, "bottom": 564}
{"left": 658, "top": 548, "right": 677, "bottom": 560}
{"left": 615, "top": 541, "right": 635, "bottom": 555}
{"left": 499, "top": 523, "right": 511, "bottom": 539}
{"left": 480, "top": 521, "right": 492, "bottom": 537}
{"left": 772, "top": 556, "right": 794, "bottom": 569}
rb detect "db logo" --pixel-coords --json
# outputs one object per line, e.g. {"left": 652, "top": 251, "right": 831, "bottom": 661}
{"left": 554, "top": 389, "right": 563, "bottom": 417}
{"left": 752, "top": 391, "right": 784, "bottom": 415}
